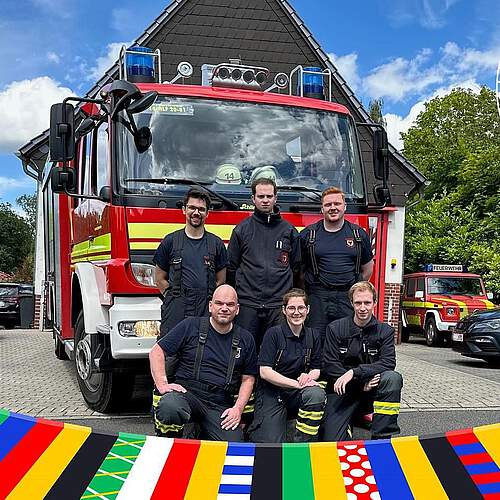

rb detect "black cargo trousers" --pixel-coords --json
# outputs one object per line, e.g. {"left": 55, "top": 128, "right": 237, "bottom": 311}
{"left": 154, "top": 380, "right": 245, "bottom": 442}
{"left": 321, "top": 370, "right": 403, "bottom": 441}
{"left": 249, "top": 381, "right": 327, "bottom": 443}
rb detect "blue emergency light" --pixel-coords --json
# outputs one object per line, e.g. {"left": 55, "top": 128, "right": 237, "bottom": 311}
{"left": 297, "top": 66, "right": 325, "bottom": 99}
{"left": 126, "top": 46, "right": 155, "bottom": 83}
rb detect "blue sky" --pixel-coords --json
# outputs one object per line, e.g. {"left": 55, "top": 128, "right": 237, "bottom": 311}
{"left": 1, "top": 0, "right": 499, "bottom": 211}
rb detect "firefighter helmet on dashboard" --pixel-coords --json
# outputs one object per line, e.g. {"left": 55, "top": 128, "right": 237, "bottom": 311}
{"left": 215, "top": 163, "right": 243, "bottom": 184}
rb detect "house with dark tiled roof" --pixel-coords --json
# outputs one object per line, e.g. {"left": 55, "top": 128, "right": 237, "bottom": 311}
{"left": 18, "top": 0, "right": 425, "bottom": 333}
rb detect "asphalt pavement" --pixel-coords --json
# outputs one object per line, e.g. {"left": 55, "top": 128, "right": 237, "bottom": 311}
{"left": 1, "top": 328, "right": 499, "bottom": 439}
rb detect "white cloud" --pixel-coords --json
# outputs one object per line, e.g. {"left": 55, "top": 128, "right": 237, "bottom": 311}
{"left": 0, "top": 176, "right": 35, "bottom": 200}
{"left": 363, "top": 42, "right": 500, "bottom": 102}
{"left": 384, "top": 79, "right": 482, "bottom": 150}
{"left": 47, "top": 52, "right": 60, "bottom": 64}
{"left": 88, "top": 42, "right": 130, "bottom": 81}
{"left": 0, "top": 77, "right": 73, "bottom": 153}
{"left": 328, "top": 52, "right": 361, "bottom": 92}
{"left": 386, "top": 0, "right": 460, "bottom": 29}
{"left": 31, "top": 0, "right": 74, "bottom": 18}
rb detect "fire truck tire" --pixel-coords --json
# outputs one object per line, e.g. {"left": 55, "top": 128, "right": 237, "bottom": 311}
{"left": 74, "top": 312, "right": 134, "bottom": 412}
{"left": 425, "top": 317, "right": 444, "bottom": 347}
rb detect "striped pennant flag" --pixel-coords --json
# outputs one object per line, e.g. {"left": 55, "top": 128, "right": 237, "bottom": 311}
{"left": 218, "top": 443, "right": 255, "bottom": 499}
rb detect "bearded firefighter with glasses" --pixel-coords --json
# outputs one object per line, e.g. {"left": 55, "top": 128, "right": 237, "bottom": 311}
{"left": 249, "top": 289, "right": 326, "bottom": 442}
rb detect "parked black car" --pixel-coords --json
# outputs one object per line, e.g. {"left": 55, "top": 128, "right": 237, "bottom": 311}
{"left": 452, "top": 307, "right": 500, "bottom": 366}
{"left": 0, "top": 283, "right": 34, "bottom": 329}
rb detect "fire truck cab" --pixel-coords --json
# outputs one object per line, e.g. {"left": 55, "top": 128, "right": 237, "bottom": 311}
{"left": 401, "top": 264, "right": 495, "bottom": 346}
{"left": 42, "top": 46, "right": 392, "bottom": 412}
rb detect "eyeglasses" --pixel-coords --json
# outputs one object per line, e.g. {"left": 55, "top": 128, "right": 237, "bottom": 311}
{"left": 285, "top": 305, "right": 307, "bottom": 313}
{"left": 185, "top": 205, "right": 207, "bottom": 214}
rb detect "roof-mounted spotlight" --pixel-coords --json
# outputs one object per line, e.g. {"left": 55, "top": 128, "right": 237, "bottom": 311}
{"left": 264, "top": 72, "right": 289, "bottom": 93}
{"left": 164, "top": 61, "right": 194, "bottom": 84}
{"left": 211, "top": 62, "right": 270, "bottom": 90}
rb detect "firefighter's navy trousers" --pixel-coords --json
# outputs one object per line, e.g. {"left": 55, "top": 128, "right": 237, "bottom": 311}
{"left": 154, "top": 380, "right": 244, "bottom": 442}
{"left": 322, "top": 370, "right": 403, "bottom": 441}
{"left": 249, "top": 382, "right": 326, "bottom": 443}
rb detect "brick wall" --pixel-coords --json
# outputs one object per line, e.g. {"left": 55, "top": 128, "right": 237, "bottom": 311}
{"left": 33, "top": 294, "right": 41, "bottom": 330}
{"left": 383, "top": 283, "right": 402, "bottom": 343}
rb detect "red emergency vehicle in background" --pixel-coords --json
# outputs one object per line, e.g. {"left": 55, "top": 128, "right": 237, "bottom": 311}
{"left": 42, "top": 46, "right": 393, "bottom": 411}
{"left": 401, "top": 264, "right": 495, "bottom": 346}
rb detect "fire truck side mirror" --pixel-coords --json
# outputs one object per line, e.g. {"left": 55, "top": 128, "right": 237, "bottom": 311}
{"left": 50, "top": 166, "right": 77, "bottom": 194}
{"left": 49, "top": 103, "right": 76, "bottom": 162}
{"left": 373, "top": 128, "right": 389, "bottom": 181}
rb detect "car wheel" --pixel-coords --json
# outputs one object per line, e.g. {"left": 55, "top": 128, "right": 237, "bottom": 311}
{"left": 425, "top": 317, "right": 443, "bottom": 347}
{"left": 74, "top": 311, "right": 134, "bottom": 412}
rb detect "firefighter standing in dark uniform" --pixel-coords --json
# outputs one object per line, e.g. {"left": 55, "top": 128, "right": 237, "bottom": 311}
{"left": 154, "top": 188, "right": 228, "bottom": 337}
{"left": 321, "top": 281, "right": 403, "bottom": 441}
{"left": 299, "top": 186, "right": 374, "bottom": 340}
{"left": 249, "top": 289, "right": 326, "bottom": 442}
{"left": 227, "top": 177, "right": 301, "bottom": 350}
{"left": 149, "top": 285, "right": 257, "bottom": 441}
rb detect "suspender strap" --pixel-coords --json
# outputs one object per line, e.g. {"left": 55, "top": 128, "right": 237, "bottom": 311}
{"left": 193, "top": 317, "right": 210, "bottom": 381}
{"left": 225, "top": 325, "right": 241, "bottom": 387}
{"left": 170, "top": 230, "right": 184, "bottom": 297}
{"left": 205, "top": 232, "right": 217, "bottom": 300}
{"left": 307, "top": 221, "right": 322, "bottom": 279}
{"left": 347, "top": 221, "right": 363, "bottom": 281}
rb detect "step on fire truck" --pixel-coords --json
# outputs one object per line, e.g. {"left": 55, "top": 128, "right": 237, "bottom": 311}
{"left": 43, "top": 46, "right": 393, "bottom": 412}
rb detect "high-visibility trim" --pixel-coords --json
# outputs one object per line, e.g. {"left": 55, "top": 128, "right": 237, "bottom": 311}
{"left": 117, "top": 436, "right": 173, "bottom": 500}
{"left": 154, "top": 420, "right": 184, "bottom": 433}
{"left": 391, "top": 435, "right": 448, "bottom": 499}
{"left": 407, "top": 314, "right": 422, "bottom": 326}
{"left": 310, "top": 443, "right": 347, "bottom": 500}
{"left": 317, "top": 380, "right": 327, "bottom": 389}
{"left": 435, "top": 297, "right": 468, "bottom": 318}
{"left": 402, "top": 300, "right": 443, "bottom": 309}
{"left": 282, "top": 443, "right": 314, "bottom": 500}
{"left": 185, "top": 441, "right": 227, "bottom": 500}
{"left": 295, "top": 421, "right": 320, "bottom": 436}
{"left": 297, "top": 409, "right": 324, "bottom": 420}
{"left": 479, "top": 299, "right": 495, "bottom": 309}
{"left": 7, "top": 423, "right": 91, "bottom": 499}
{"left": 474, "top": 424, "right": 500, "bottom": 466}
{"left": 242, "top": 404, "right": 255, "bottom": 414}
{"left": 374, "top": 401, "right": 400, "bottom": 415}
{"left": 71, "top": 253, "right": 111, "bottom": 264}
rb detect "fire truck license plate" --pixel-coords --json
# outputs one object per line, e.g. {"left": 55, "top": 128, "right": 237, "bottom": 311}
{"left": 452, "top": 332, "right": 463, "bottom": 342}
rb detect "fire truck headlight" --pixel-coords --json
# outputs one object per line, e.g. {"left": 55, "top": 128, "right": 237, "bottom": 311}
{"left": 445, "top": 307, "right": 457, "bottom": 316}
{"left": 131, "top": 263, "right": 156, "bottom": 287}
{"left": 118, "top": 321, "right": 160, "bottom": 338}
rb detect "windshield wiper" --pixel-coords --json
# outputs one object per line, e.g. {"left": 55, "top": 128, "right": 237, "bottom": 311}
{"left": 124, "top": 177, "right": 239, "bottom": 210}
{"left": 276, "top": 185, "right": 322, "bottom": 202}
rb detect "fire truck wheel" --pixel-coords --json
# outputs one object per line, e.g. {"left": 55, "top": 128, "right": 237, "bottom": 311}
{"left": 425, "top": 317, "right": 443, "bottom": 347}
{"left": 74, "top": 312, "right": 134, "bottom": 412}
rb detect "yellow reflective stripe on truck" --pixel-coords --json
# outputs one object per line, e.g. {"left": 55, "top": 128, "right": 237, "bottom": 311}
{"left": 402, "top": 301, "right": 443, "bottom": 309}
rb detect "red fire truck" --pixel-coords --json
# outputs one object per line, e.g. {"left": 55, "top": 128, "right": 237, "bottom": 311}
{"left": 42, "top": 47, "right": 393, "bottom": 411}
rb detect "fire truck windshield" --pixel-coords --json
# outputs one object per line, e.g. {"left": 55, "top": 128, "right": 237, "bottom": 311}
{"left": 116, "top": 95, "right": 365, "bottom": 203}
{"left": 427, "top": 277, "right": 484, "bottom": 296}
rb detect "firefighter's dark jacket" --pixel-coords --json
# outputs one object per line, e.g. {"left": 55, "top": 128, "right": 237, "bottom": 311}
{"left": 322, "top": 316, "right": 396, "bottom": 384}
{"left": 227, "top": 207, "right": 300, "bottom": 308}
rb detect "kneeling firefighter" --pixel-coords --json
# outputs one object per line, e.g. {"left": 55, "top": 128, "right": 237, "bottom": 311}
{"left": 249, "top": 289, "right": 326, "bottom": 442}
{"left": 149, "top": 285, "right": 257, "bottom": 441}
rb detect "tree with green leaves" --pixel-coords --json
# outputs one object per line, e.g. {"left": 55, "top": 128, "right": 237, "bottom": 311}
{"left": 0, "top": 202, "right": 33, "bottom": 278}
{"left": 368, "top": 98, "right": 386, "bottom": 127}
{"left": 402, "top": 87, "right": 500, "bottom": 296}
